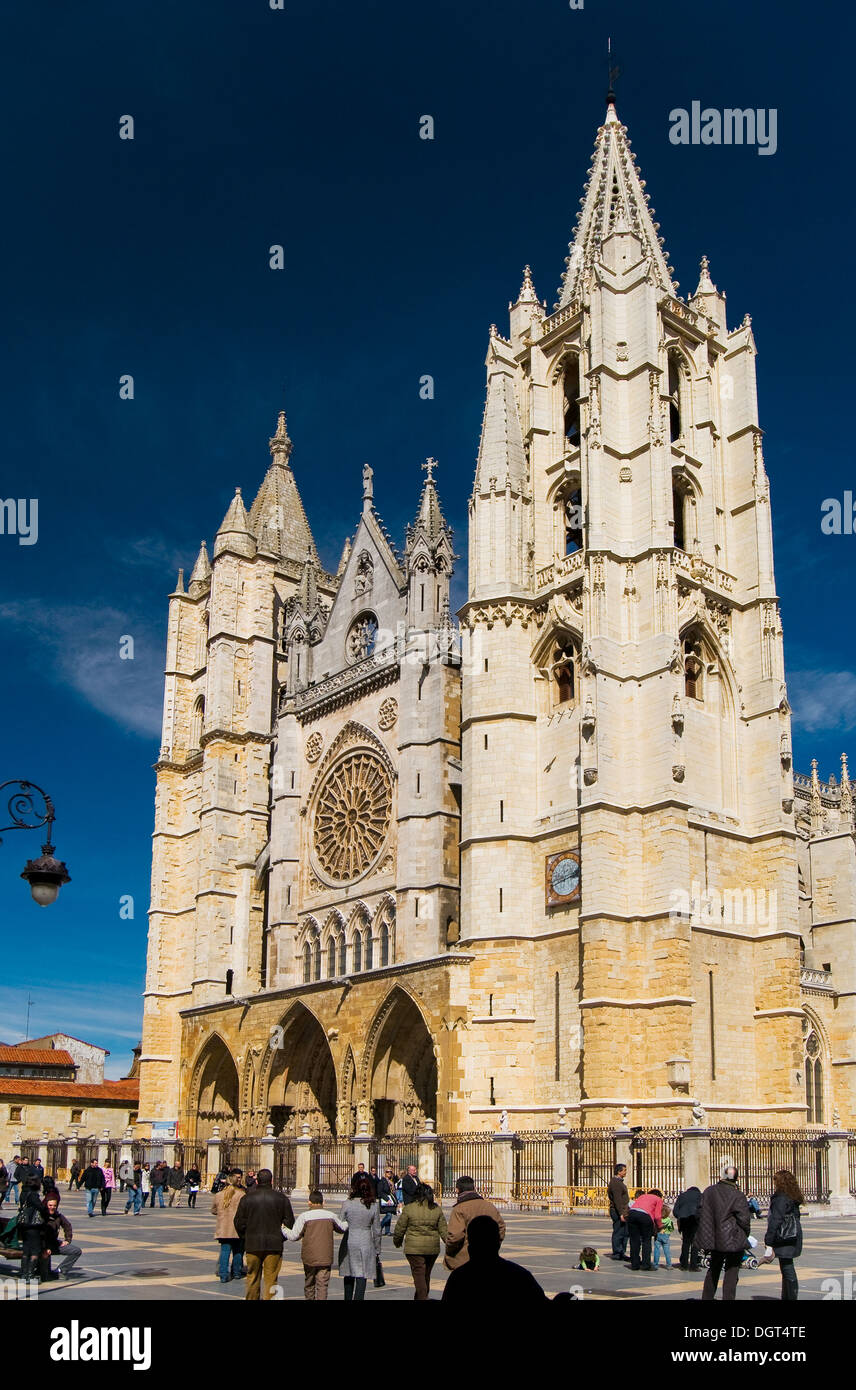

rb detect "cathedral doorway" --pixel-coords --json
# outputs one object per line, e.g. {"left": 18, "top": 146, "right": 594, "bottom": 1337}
{"left": 364, "top": 988, "right": 437, "bottom": 1135}
{"left": 265, "top": 1002, "right": 337, "bottom": 1137}
{"left": 188, "top": 1034, "right": 240, "bottom": 1141}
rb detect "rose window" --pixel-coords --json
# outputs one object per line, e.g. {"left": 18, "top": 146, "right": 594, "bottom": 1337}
{"left": 314, "top": 751, "right": 392, "bottom": 881}
{"left": 347, "top": 613, "right": 378, "bottom": 664}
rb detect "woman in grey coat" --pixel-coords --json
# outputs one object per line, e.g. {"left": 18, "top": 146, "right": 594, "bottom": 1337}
{"left": 339, "top": 1177, "right": 381, "bottom": 1300}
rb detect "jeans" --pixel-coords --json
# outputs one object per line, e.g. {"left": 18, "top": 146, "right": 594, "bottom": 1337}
{"left": 124, "top": 1186, "right": 143, "bottom": 1214}
{"left": 679, "top": 1219, "right": 700, "bottom": 1269}
{"left": 218, "top": 1238, "right": 245, "bottom": 1281}
{"left": 303, "top": 1264, "right": 332, "bottom": 1300}
{"left": 6, "top": 1181, "right": 19, "bottom": 1204}
{"left": 627, "top": 1209, "right": 655, "bottom": 1269}
{"left": 610, "top": 1210, "right": 628, "bottom": 1258}
{"left": 150, "top": 1186, "right": 165, "bottom": 1207}
{"left": 343, "top": 1275, "right": 367, "bottom": 1301}
{"left": 406, "top": 1252, "right": 436, "bottom": 1300}
{"left": 652, "top": 1232, "right": 672, "bottom": 1268}
{"left": 245, "top": 1251, "right": 282, "bottom": 1300}
{"left": 702, "top": 1249, "right": 743, "bottom": 1301}
{"left": 380, "top": 1211, "right": 393, "bottom": 1236}
{"left": 187, "top": 1189, "right": 198, "bottom": 1209}
{"left": 778, "top": 1257, "right": 799, "bottom": 1301}
{"left": 86, "top": 1187, "right": 100, "bottom": 1215}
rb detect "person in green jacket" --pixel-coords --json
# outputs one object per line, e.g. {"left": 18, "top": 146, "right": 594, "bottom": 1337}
{"left": 393, "top": 1182, "right": 448, "bottom": 1300}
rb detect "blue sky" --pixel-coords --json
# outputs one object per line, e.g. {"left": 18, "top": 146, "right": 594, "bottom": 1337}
{"left": 1, "top": 0, "right": 853, "bottom": 1076}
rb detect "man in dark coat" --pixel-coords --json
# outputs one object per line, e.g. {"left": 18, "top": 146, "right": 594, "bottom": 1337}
{"left": 401, "top": 1165, "right": 420, "bottom": 1205}
{"left": 233, "top": 1168, "right": 295, "bottom": 1300}
{"left": 697, "top": 1166, "right": 751, "bottom": 1301}
{"left": 167, "top": 1164, "right": 185, "bottom": 1207}
{"left": 673, "top": 1186, "right": 702, "bottom": 1270}
{"left": 68, "top": 1160, "right": 81, "bottom": 1192}
{"left": 81, "top": 1160, "right": 105, "bottom": 1218}
{"left": 442, "top": 1216, "right": 548, "bottom": 1305}
{"left": 607, "top": 1163, "right": 630, "bottom": 1260}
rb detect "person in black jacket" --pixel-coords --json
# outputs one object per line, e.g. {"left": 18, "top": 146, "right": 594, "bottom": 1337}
{"left": 233, "top": 1168, "right": 295, "bottom": 1300}
{"left": 673, "top": 1186, "right": 702, "bottom": 1270}
{"left": 401, "top": 1165, "right": 420, "bottom": 1205}
{"left": 697, "top": 1167, "right": 751, "bottom": 1301}
{"left": 764, "top": 1169, "right": 803, "bottom": 1301}
{"left": 68, "top": 1160, "right": 81, "bottom": 1192}
{"left": 185, "top": 1165, "right": 202, "bottom": 1209}
{"left": 18, "top": 1178, "right": 46, "bottom": 1281}
{"left": 81, "top": 1160, "right": 105, "bottom": 1218}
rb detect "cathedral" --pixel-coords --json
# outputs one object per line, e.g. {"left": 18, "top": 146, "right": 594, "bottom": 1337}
{"left": 137, "top": 100, "right": 856, "bottom": 1143}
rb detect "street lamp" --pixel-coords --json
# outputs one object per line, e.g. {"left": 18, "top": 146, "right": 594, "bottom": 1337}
{"left": 0, "top": 780, "right": 71, "bottom": 906}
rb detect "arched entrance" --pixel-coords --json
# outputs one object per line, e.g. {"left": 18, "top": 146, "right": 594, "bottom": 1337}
{"left": 363, "top": 988, "right": 437, "bottom": 1135}
{"left": 264, "top": 1002, "right": 337, "bottom": 1137}
{"left": 188, "top": 1035, "right": 240, "bottom": 1140}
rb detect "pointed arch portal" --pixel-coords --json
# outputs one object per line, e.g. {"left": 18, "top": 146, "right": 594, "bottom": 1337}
{"left": 265, "top": 1002, "right": 337, "bottom": 1137}
{"left": 188, "top": 1035, "right": 240, "bottom": 1141}
{"left": 364, "top": 988, "right": 437, "bottom": 1136}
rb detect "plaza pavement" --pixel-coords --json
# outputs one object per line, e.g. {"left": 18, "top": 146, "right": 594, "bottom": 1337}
{"left": 2, "top": 1187, "right": 853, "bottom": 1301}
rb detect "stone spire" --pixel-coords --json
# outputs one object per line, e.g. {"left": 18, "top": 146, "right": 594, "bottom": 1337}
{"left": 810, "top": 758, "right": 823, "bottom": 834}
{"left": 514, "top": 265, "right": 540, "bottom": 306}
{"left": 188, "top": 539, "right": 211, "bottom": 596}
{"left": 473, "top": 349, "right": 528, "bottom": 495}
{"left": 557, "top": 103, "right": 676, "bottom": 307}
{"left": 214, "top": 487, "right": 256, "bottom": 558}
{"left": 690, "top": 254, "right": 727, "bottom": 333}
{"left": 840, "top": 753, "right": 853, "bottom": 826}
{"left": 408, "top": 457, "right": 451, "bottom": 549}
{"left": 247, "top": 410, "right": 317, "bottom": 565}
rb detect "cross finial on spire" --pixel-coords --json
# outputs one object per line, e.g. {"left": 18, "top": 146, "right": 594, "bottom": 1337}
{"left": 606, "top": 36, "right": 620, "bottom": 109}
{"left": 423, "top": 457, "right": 437, "bottom": 483}
{"left": 269, "top": 409, "right": 293, "bottom": 463}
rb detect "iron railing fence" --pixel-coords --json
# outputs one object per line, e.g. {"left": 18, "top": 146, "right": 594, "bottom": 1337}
{"left": 220, "top": 1138, "right": 262, "bottom": 1176}
{"left": 312, "top": 1135, "right": 353, "bottom": 1193}
{"left": 513, "top": 1131, "right": 554, "bottom": 1193}
{"left": 569, "top": 1128, "right": 616, "bottom": 1190}
{"left": 370, "top": 1135, "right": 419, "bottom": 1181}
{"left": 45, "top": 1138, "right": 68, "bottom": 1178}
{"left": 437, "top": 1132, "right": 495, "bottom": 1197}
{"left": 73, "top": 1139, "right": 99, "bottom": 1170}
{"left": 708, "top": 1128, "right": 830, "bottom": 1204}
{"left": 849, "top": 1137, "right": 856, "bottom": 1197}
{"left": 634, "top": 1128, "right": 684, "bottom": 1202}
{"left": 273, "top": 1138, "right": 297, "bottom": 1192}
{"left": 19, "top": 1139, "right": 40, "bottom": 1163}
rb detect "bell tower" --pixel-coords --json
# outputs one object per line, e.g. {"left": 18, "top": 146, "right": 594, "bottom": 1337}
{"left": 460, "top": 101, "right": 803, "bottom": 1126}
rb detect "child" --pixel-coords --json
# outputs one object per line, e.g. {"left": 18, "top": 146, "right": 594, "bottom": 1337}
{"left": 575, "top": 1246, "right": 600, "bottom": 1271}
{"left": 283, "top": 1189, "right": 349, "bottom": 1301}
{"left": 652, "top": 1203, "right": 674, "bottom": 1269}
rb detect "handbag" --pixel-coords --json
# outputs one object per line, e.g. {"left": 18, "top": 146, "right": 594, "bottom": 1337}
{"left": 772, "top": 1206, "right": 799, "bottom": 1244}
{"left": 373, "top": 1255, "right": 385, "bottom": 1288}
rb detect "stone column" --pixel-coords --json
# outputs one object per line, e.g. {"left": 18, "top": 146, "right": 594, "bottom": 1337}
{"left": 119, "top": 1127, "right": 133, "bottom": 1169}
{"left": 491, "top": 1133, "right": 516, "bottom": 1201}
{"left": 207, "top": 1125, "right": 221, "bottom": 1182}
{"left": 825, "top": 1128, "right": 856, "bottom": 1215}
{"left": 259, "top": 1122, "right": 276, "bottom": 1182}
{"left": 293, "top": 1124, "right": 314, "bottom": 1201}
{"left": 352, "top": 1120, "right": 373, "bottom": 1175}
{"left": 614, "top": 1122, "right": 633, "bottom": 1176}
{"left": 680, "top": 1128, "right": 711, "bottom": 1193}
{"left": 417, "top": 1119, "right": 440, "bottom": 1188}
{"left": 37, "top": 1130, "right": 49, "bottom": 1174}
{"left": 97, "top": 1127, "right": 111, "bottom": 1171}
{"left": 552, "top": 1130, "right": 571, "bottom": 1192}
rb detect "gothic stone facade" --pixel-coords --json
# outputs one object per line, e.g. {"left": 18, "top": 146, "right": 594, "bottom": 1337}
{"left": 137, "top": 103, "right": 856, "bottom": 1141}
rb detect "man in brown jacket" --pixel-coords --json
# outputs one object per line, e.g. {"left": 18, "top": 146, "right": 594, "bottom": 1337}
{"left": 284, "top": 1189, "right": 349, "bottom": 1300}
{"left": 697, "top": 1166, "right": 752, "bottom": 1301}
{"left": 607, "top": 1163, "right": 630, "bottom": 1260}
{"left": 444, "top": 1176, "right": 506, "bottom": 1271}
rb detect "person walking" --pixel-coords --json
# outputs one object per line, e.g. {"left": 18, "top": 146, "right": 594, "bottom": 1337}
{"left": 81, "top": 1159, "right": 105, "bottom": 1218}
{"left": 607, "top": 1162, "right": 630, "bottom": 1260}
{"left": 100, "top": 1164, "right": 116, "bottom": 1215}
{"left": 673, "top": 1186, "right": 702, "bottom": 1270}
{"left": 140, "top": 1163, "right": 151, "bottom": 1206}
{"left": 626, "top": 1189, "right": 664, "bottom": 1271}
{"left": 149, "top": 1161, "right": 167, "bottom": 1207}
{"left": 400, "top": 1164, "right": 420, "bottom": 1205}
{"left": 117, "top": 1157, "right": 133, "bottom": 1193}
{"left": 6, "top": 1157, "right": 22, "bottom": 1206}
{"left": 442, "top": 1215, "right": 548, "bottom": 1305}
{"left": 393, "top": 1181, "right": 448, "bottom": 1300}
{"left": 18, "top": 1178, "right": 47, "bottom": 1282}
{"left": 444, "top": 1175, "right": 506, "bottom": 1271}
{"left": 697, "top": 1165, "right": 752, "bottom": 1301}
{"left": 185, "top": 1163, "right": 202, "bottom": 1209}
{"left": 764, "top": 1169, "right": 803, "bottom": 1301}
{"left": 338, "top": 1176, "right": 381, "bottom": 1301}
{"left": 32, "top": 1158, "right": 45, "bottom": 1189}
{"left": 377, "top": 1167, "right": 397, "bottom": 1236}
{"left": 0, "top": 1159, "right": 8, "bottom": 1208}
{"left": 652, "top": 1203, "right": 674, "bottom": 1270}
{"left": 284, "top": 1188, "right": 349, "bottom": 1300}
{"left": 211, "top": 1170, "right": 247, "bottom": 1283}
{"left": 42, "top": 1192, "right": 84, "bottom": 1279}
{"left": 67, "top": 1160, "right": 81, "bottom": 1193}
{"left": 123, "top": 1164, "right": 144, "bottom": 1215}
{"left": 167, "top": 1162, "right": 185, "bottom": 1207}
{"left": 233, "top": 1168, "right": 294, "bottom": 1300}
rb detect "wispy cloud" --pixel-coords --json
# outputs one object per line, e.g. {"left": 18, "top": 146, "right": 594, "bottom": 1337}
{"left": 788, "top": 668, "right": 856, "bottom": 733}
{"left": 104, "top": 533, "right": 191, "bottom": 576}
{"left": 0, "top": 600, "right": 163, "bottom": 737}
{"left": 0, "top": 981, "right": 143, "bottom": 1079}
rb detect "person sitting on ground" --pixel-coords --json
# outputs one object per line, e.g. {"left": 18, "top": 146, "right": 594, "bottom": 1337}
{"left": 42, "top": 1191, "right": 83, "bottom": 1279}
{"left": 444, "top": 1175, "right": 507, "bottom": 1271}
{"left": 442, "top": 1214, "right": 548, "bottom": 1304}
{"left": 575, "top": 1246, "right": 600, "bottom": 1271}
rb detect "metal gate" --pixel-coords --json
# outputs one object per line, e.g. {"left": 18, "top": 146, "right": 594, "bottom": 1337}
{"left": 370, "top": 1135, "right": 418, "bottom": 1181}
{"left": 273, "top": 1138, "right": 297, "bottom": 1192}
{"left": 437, "top": 1132, "right": 494, "bottom": 1197}
{"left": 220, "top": 1137, "right": 261, "bottom": 1176}
{"left": 637, "top": 1129, "right": 684, "bottom": 1201}
{"left": 513, "top": 1131, "right": 553, "bottom": 1194}
{"left": 313, "top": 1136, "right": 353, "bottom": 1193}
{"left": 46, "top": 1138, "right": 68, "bottom": 1179}
{"left": 709, "top": 1129, "right": 830, "bottom": 1204}
{"left": 570, "top": 1128, "right": 616, "bottom": 1189}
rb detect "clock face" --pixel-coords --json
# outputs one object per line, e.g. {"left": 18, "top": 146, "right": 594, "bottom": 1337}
{"left": 546, "top": 850, "right": 581, "bottom": 906}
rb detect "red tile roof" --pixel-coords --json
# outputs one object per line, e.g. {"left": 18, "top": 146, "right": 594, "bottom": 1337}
{"left": 0, "top": 1078, "right": 138, "bottom": 1101}
{"left": 0, "top": 1047, "right": 76, "bottom": 1067}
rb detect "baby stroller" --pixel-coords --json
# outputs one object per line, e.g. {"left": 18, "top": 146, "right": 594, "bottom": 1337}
{"left": 699, "top": 1237, "right": 759, "bottom": 1271}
